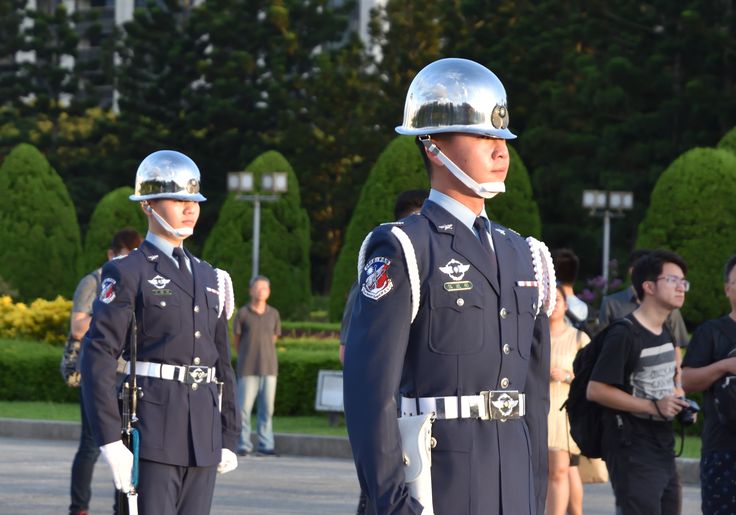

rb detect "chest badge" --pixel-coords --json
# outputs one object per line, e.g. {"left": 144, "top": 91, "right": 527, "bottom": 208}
{"left": 362, "top": 257, "right": 393, "bottom": 300}
{"left": 148, "top": 275, "right": 171, "bottom": 289}
{"left": 439, "top": 258, "right": 470, "bottom": 281}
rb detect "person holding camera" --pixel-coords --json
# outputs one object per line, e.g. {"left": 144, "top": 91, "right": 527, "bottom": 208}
{"left": 587, "top": 250, "right": 692, "bottom": 514}
{"left": 681, "top": 255, "right": 736, "bottom": 515}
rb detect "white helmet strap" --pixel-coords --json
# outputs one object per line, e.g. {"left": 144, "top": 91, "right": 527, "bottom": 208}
{"left": 145, "top": 203, "right": 194, "bottom": 239}
{"left": 419, "top": 135, "right": 505, "bottom": 199}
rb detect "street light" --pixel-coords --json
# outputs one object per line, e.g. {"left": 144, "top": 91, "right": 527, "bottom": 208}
{"left": 227, "top": 171, "right": 288, "bottom": 279}
{"left": 582, "top": 189, "right": 634, "bottom": 290}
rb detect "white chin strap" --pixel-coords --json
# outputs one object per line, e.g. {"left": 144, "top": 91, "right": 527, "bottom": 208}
{"left": 420, "top": 136, "right": 506, "bottom": 199}
{"left": 148, "top": 205, "right": 193, "bottom": 239}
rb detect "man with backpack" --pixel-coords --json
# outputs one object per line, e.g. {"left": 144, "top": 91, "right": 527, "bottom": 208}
{"left": 682, "top": 254, "right": 736, "bottom": 515}
{"left": 586, "top": 250, "right": 691, "bottom": 514}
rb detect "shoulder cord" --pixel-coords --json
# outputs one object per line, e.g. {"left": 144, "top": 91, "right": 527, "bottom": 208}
{"left": 215, "top": 268, "right": 235, "bottom": 320}
{"left": 526, "top": 236, "right": 556, "bottom": 317}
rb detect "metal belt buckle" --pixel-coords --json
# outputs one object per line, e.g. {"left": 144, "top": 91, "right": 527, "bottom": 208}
{"left": 186, "top": 365, "right": 210, "bottom": 384}
{"left": 483, "top": 390, "right": 521, "bottom": 421}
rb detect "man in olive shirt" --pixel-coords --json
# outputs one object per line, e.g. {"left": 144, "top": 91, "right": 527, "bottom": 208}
{"left": 233, "top": 275, "right": 281, "bottom": 457}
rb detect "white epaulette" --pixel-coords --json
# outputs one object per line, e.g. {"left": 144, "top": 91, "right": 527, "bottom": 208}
{"left": 526, "top": 237, "right": 556, "bottom": 317}
{"left": 215, "top": 268, "right": 236, "bottom": 319}
{"left": 358, "top": 227, "right": 421, "bottom": 324}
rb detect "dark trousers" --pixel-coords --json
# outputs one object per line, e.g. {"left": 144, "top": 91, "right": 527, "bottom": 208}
{"left": 604, "top": 426, "right": 681, "bottom": 515}
{"left": 136, "top": 459, "right": 217, "bottom": 515}
{"left": 701, "top": 450, "right": 736, "bottom": 515}
{"left": 69, "top": 391, "right": 101, "bottom": 514}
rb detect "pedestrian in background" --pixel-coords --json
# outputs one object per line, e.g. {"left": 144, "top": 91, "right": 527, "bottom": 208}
{"left": 62, "top": 228, "right": 142, "bottom": 515}
{"left": 234, "top": 275, "right": 281, "bottom": 457}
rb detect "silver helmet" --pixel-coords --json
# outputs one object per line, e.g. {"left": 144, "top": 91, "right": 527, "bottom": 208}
{"left": 395, "top": 58, "right": 516, "bottom": 140}
{"left": 129, "top": 150, "right": 207, "bottom": 202}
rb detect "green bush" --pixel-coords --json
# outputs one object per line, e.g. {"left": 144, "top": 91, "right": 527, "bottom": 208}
{"left": 485, "top": 145, "right": 542, "bottom": 239}
{"left": 203, "top": 151, "right": 311, "bottom": 319}
{"left": 718, "top": 127, "right": 736, "bottom": 155}
{"left": 83, "top": 186, "right": 147, "bottom": 270}
{"left": 281, "top": 321, "right": 340, "bottom": 339}
{"left": 0, "top": 143, "right": 82, "bottom": 300}
{"left": 636, "top": 148, "right": 736, "bottom": 324}
{"left": 328, "top": 136, "right": 428, "bottom": 321}
{"left": 0, "top": 337, "right": 342, "bottom": 415}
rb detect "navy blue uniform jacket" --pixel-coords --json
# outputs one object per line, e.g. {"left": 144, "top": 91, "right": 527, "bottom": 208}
{"left": 344, "top": 201, "right": 550, "bottom": 515}
{"left": 80, "top": 240, "right": 240, "bottom": 467}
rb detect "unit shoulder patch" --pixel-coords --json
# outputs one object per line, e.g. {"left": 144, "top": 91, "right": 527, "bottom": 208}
{"left": 361, "top": 257, "right": 393, "bottom": 300}
{"left": 99, "top": 278, "right": 117, "bottom": 304}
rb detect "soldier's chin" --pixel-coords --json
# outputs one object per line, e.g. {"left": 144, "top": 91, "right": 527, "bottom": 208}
{"left": 173, "top": 227, "right": 194, "bottom": 238}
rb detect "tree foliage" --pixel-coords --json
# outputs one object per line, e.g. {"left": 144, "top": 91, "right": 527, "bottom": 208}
{"left": 718, "top": 127, "right": 736, "bottom": 155}
{"left": 328, "top": 136, "right": 428, "bottom": 321}
{"left": 0, "top": 143, "right": 81, "bottom": 300}
{"left": 83, "top": 186, "right": 147, "bottom": 271}
{"left": 203, "top": 150, "right": 310, "bottom": 319}
{"left": 636, "top": 148, "right": 736, "bottom": 324}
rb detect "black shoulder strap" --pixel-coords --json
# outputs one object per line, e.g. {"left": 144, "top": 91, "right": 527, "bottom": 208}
{"left": 711, "top": 316, "right": 736, "bottom": 344}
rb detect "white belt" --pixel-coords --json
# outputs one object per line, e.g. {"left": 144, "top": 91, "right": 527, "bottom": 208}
{"left": 122, "top": 361, "right": 217, "bottom": 385}
{"left": 400, "top": 391, "right": 526, "bottom": 421}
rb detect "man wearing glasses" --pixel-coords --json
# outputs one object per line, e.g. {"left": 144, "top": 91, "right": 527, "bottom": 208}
{"left": 587, "top": 250, "right": 691, "bottom": 514}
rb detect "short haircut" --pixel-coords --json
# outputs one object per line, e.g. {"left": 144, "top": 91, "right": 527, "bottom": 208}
{"left": 110, "top": 228, "right": 143, "bottom": 254}
{"left": 394, "top": 189, "right": 429, "bottom": 220}
{"left": 415, "top": 137, "right": 432, "bottom": 181}
{"left": 628, "top": 249, "right": 651, "bottom": 269}
{"left": 551, "top": 248, "right": 580, "bottom": 285}
{"left": 631, "top": 249, "right": 688, "bottom": 301}
{"left": 249, "top": 275, "right": 270, "bottom": 288}
{"left": 724, "top": 255, "right": 736, "bottom": 282}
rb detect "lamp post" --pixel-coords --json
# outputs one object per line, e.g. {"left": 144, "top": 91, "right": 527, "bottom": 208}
{"left": 227, "top": 171, "right": 288, "bottom": 279}
{"left": 582, "top": 189, "right": 634, "bottom": 290}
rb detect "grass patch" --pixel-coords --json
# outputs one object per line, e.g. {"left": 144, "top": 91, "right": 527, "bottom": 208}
{"left": 0, "top": 401, "right": 348, "bottom": 437}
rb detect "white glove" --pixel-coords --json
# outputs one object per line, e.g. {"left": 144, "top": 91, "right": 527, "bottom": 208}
{"left": 217, "top": 448, "right": 238, "bottom": 475}
{"left": 100, "top": 440, "right": 134, "bottom": 492}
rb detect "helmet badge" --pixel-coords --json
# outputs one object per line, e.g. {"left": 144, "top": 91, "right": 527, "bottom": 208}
{"left": 491, "top": 105, "right": 508, "bottom": 130}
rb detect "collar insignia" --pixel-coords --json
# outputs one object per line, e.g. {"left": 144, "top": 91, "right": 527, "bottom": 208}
{"left": 147, "top": 254, "right": 159, "bottom": 261}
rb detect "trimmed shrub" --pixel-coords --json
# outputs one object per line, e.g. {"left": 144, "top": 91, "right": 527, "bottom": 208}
{"left": 203, "top": 151, "right": 311, "bottom": 319}
{"left": 636, "top": 148, "right": 736, "bottom": 324}
{"left": 0, "top": 337, "right": 341, "bottom": 415}
{"left": 718, "top": 127, "right": 736, "bottom": 155}
{"left": 328, "top": 136, "right": 428, "bottom": 321}
{"left": 0, "top": 296, "right": 72, "bottom": 344}
{"left": 485, "top": 145, "right": 542, "bottom": 239}
{"left": 0, "top": 143, "right": 82, "bottom": 300}
{"left": 83, "top": 186, "right": 147, "bottom": 270}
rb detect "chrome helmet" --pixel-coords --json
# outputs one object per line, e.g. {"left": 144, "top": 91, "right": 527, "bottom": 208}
{"left": 129, "top": 150, "right": 207, "bottom": 202}
{"left": 395, "top": 58, "right": 516, "bottom": 140}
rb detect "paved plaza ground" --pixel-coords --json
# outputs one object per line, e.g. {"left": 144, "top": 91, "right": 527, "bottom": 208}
{"left": 0, "top": 437, "right": 701, "bottom": 514}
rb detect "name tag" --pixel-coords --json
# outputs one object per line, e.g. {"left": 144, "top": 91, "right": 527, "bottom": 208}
{"left": 444, "top": 281, "right": 473, "bottom": 292}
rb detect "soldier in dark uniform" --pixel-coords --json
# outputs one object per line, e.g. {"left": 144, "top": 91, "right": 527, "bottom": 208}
{"left": 80, "top": 150, "right": 240, "bottom": 515}
{"left": 343, "top": 58, "right": 555, "bottom": 515}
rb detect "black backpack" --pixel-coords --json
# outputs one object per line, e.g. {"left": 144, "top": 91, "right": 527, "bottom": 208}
{"left": 564, "top": 318, "right": 634, "bottom": 459}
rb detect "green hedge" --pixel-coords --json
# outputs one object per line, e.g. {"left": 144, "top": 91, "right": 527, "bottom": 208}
{"left": 0, "top": 338, "right": 341, "bottom": 415}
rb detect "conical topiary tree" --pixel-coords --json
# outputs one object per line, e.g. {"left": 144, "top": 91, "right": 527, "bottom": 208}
{"left": 328, "top": 136, "right": 429, "bottom": 321}
{"left": 636, "top": 148, "right": 736, "bottom": 324}
{"left": 485, "top": 145, "right": 542, "bottom": 238}
{"left": 0, "top": 143, "right": 82, "bottom": 300}
{"left": 203, "top": 151, "right": 310, "bottom": 319}
{"left": 718, "top": 127, "right": 736, "bottom": 156}
{"left": 83, "top": 186, "right": 147, "bottom": 271}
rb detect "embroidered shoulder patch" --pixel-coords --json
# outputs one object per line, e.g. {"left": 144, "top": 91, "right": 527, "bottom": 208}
{"left": 361, "top": 257, "right": 393, "bottom": 300}
{"left": 99, "top": 278, "right": 117, "bottom": 304}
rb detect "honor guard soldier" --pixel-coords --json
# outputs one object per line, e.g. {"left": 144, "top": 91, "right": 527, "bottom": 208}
{"left": 343, "top": 58, "right": 556, "bottom": 515}
{"left": 80, "top": 150, "right": 240, "bottom": 515}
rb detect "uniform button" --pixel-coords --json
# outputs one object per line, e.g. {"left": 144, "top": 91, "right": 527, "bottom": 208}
{"left": 160, "top": 301, "right": 166, "bottom": 307}
{"left": 191, "top": 383, "right": 198, "bottom": 391}
{"left": 193, "top": 357, "right": 201, "bottom": 365}
{"left": 500, "top": 377, "right": 510, "bottom": 388}
{"left": 500, "top": 307, "right": 508, "bottom": 319}
{"left": 194, "top": 305, "right": 200, "bottom": 313}
{"left": 456, "top": 298, "right": 465, "bottom": 307}
{"left": 503, "top": 343, "right": 511, "bottom": 355}
{"left": 194, "top": 330, "right": 201, "bottom": 339}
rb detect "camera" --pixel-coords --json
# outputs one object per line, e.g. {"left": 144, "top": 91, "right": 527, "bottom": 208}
{"left": 676, "top": 397, "right": 700, "bottom": 426}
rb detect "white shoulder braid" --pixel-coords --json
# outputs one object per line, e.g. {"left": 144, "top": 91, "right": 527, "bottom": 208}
{"left": 215, "top": 268, "right": 236, "bottom": 319}
{"left": 526, "top": 237, "right": 556, "bottom": 317}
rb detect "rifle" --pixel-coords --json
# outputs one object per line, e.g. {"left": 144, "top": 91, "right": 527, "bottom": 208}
{"left": 118, "top": 314, "right": 141, "bottom": 515}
